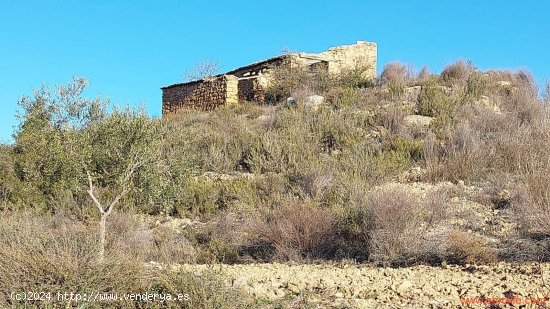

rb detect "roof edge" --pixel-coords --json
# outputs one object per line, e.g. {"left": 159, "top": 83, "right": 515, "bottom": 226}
{"left": 161, "top": 55, "right": 289, "bottom": 90}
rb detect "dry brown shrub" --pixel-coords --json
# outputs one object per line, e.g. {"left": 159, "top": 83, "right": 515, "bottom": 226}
{"left": 425, "top": 121, "right": 488, "bottom": 182}
{"left": 445, "top": 230, "right": 497, "bottom": 265}
{"left": 289, "top": 86, "right": 318, "bottom": 108}
{"left": 366, "top": 186, "right": 424, "bottom": 262}
{"left": 252, "top": 200, "right": 338, "bottom": 260}
{"left": 441, "top": 60, "right": 475, "bottom": 84}
{"left": 194, "top": 212, "right": 250, "bottom": 264}
{"left": 380, "top": 62, "right": 413, "bottom": 99}
{"left": 150, "top": 225, "right": 197, "bottom": 263}
{"left": 184, "top": 59, "right": 221, "bottom": 82}
{"left": 380, "top": 105, "right": 407, "bottom": 136}
{"left": 380, "top": 62, "right": 413, "bottom": 86}
{"left": 106, "top": 211, "right": 152, "bottom": 260}
{"left": 416, "top": 66, "right": 431, "bottom": 82}
{"left": 515, "top": 170, "right": 550, "bottom": 238}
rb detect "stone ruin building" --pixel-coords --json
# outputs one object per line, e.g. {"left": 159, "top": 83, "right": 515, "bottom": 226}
{"left": 161, "top": 41, "right": 377, "bottom": 115}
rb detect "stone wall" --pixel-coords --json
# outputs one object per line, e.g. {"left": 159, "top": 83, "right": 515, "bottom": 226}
{"left": 225, "top": 75, "right": 239, "bottom": 107}
{"left": 238, "top": 77, "right": 266, "bottom": 104}
{"left": 162, "top": 75, "right": 238, "bottom": 115}
{"left": 292, "top": 41, "right": 377, "bottom": 78}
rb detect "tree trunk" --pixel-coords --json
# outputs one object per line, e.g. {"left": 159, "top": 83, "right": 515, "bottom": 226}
{"left": 99, "top": 213, "right": 107, "bottom": 262}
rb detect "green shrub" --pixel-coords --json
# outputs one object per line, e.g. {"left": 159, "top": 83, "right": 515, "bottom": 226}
{"left": 465, "top": 71, "right": 487, "bottom": 100}
{"left": 0, "top": 146, "right": 17, "bottom": 209}
{"left": 387, "top": 137, "right": 424, "bottom": 162}
{"left": 417, "top": 84, "right": 453, "bottom": 118}
{"left": 337, "top": 63, "right": 376, "bottom": 88}
{"left": 326, "top": 87, "right": 361, "bottom": 109}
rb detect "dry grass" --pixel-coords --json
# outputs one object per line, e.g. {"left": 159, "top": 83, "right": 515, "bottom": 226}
{"left": 0, "top": 211, "right": 144, "bottom": 307}
{"left": 151, "top": 269, "right": 254, "bottom": 309}
{"left": 416, "top": 66, "right": 431, "bottom": 82}
{"left": 516, "top": 170, "right": 550, "bottom": 238}
{"left": 445, "top": 230, "right": 497, "bottom": 265}
{"left": 0, "top": 211, "right": 254, "bottom": 308}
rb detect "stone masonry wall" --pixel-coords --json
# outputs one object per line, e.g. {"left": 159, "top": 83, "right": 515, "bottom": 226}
{"left": 238, "top": 77, "right": 266, "bottom": 104}
{"left": 225, "top": 75, "right": 239, "bottom": 107}
{"left": 293, "top": 41, "right": 377, "bottom": 79}
{"left": 162, "top": 75, "right": 238, "bottom": 115}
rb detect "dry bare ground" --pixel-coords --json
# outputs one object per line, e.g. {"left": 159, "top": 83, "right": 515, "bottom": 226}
{"left": 156, "top": 262, "right": 550, "bottom": 308}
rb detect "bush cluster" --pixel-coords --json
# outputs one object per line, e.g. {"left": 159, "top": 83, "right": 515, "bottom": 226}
{"left": 1, "top": 61, "right": 549, "bottom": 270}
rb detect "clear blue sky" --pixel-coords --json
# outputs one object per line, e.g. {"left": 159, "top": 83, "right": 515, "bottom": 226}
{"left": 1, "top": 1, "right": 548, "bottom": 142}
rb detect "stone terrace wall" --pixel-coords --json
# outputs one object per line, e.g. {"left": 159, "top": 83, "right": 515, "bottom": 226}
{"left": 162, "top": 75, "right": 238, "bottom": 115}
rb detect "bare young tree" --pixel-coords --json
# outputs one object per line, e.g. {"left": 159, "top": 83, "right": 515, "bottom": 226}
{"left": 86, "top": 162, "right": 139, "bottom": 262}
{"left": 184, "top": 59, "right": 221, "bottom": 82}
{"left": 80, "top": 108, "right": 161, "bottom": 263}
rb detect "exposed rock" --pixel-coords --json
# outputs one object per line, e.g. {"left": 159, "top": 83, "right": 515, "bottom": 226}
{"left": 368, "top": 126, "right": 390, "bottom": 140}
{"left": 404, "top": 86, "right": 422, "bottom": 101}
{"left": 198, "top": 171, "right": 255, "bottom": 182}
{"left": 303, "top": 95, "right": 326, "bottom": 110}
{"left": 492, "top": 189, "right": 512, "bottom": 209}
{"left": 257, "top": 114, "right": 272, "bottom": 122}
{"left": 435, "top": 85, "right": 454, "bottom": 93}
{"left": 285, "top": 96, "right": 296, "bottom": 108}
{"left": 398, "top": 166, "right": 427, "bottom": 182}
{"left": 396, "top": 280, "right": 413, "bottom": 293}
{"left": 476, "top": 95, "right": 502, "bottom": 114}
{"left": 155, "top": 217, "right": 192, "bottom": 230}
{"left": 496, "top": 80, "right": 512, "bottom": 87}
{"left": 404, "top": 114, "right": 433, "bottom": 129}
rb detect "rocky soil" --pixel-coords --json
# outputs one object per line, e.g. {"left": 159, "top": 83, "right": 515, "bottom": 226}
{"left": 157, "top": 262, "right": 550, "bottom": 308}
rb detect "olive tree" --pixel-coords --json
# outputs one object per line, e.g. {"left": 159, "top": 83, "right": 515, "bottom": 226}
{"left": 82, "top": 108, "right": 164, "bottom": 261}
{"left": 14, "top": 77, "right": 106, "bottom": 209}
{"left": 14, "top": 77, "right": 166, "bottom": 261}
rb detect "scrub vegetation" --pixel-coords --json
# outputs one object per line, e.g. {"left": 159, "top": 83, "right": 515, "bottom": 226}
{"left": 1, "top": 61, "right": 549, "bottom": 307}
